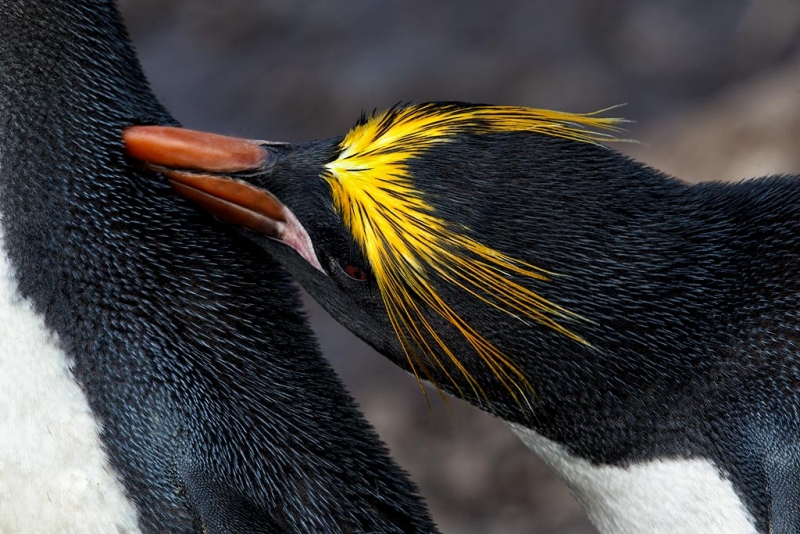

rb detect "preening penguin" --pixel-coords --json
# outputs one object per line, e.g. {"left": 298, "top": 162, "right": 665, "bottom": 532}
{"left": 125, "top": 102, "right": 800, "bottom": 533}
{"left": 0, "top": 1, "right": 438, "bottom": 532}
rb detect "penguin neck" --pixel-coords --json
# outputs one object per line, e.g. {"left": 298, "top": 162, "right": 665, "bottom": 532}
{"left": 481, "top": 144, "right": 800, "bottom": 440}
{"left": 332, "top": 134, "right": 788, "bottom": 533}
{"left": 0, "top": 2, "right": 161, "bottom": 531}
{"left": 0, "top": 0, "right": 166, "bottom": 207}
{"left": 0, "top": 0, "right": 169, "bottom": 271}
{"left": 0, "top": 5, "right": 437, "bottom": 532}
{"left": 422, "top": 135, "right": 800, "bottom": 533}
{"left": 377, "top": 135, "right": 734, "bottom": 428}
{"left": 511, "top": 150, "right": 724, "bottom": 413}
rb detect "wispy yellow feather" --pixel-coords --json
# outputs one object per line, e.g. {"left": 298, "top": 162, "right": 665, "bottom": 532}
{"left": 324, "top": 102, "right": 625, "bottom": 406}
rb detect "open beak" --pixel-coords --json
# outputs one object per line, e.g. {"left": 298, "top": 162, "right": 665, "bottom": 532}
{"left": 123, "top": 125, "right": 323, "bottom": 272}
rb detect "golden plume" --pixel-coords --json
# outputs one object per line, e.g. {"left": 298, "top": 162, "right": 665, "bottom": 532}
{"left": 323, "top": 102, "right": 626, "bottom": 407}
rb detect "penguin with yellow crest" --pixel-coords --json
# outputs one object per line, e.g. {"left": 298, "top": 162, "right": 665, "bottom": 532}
{"left": 125, "top": 101, "right": 800, "bottom": 533}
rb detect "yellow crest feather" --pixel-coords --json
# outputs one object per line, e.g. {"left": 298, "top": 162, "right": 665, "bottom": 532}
{"left": 323, "top": 102, "right": 625, "bottom": 406}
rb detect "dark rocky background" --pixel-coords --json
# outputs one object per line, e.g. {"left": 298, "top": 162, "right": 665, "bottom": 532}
{"left": 120, "top": 1, "right": 800, "bottom": 531}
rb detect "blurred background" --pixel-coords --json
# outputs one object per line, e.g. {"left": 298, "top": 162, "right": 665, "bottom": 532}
{"left": 119, "top": 1, "right": 800, "bottom": 532}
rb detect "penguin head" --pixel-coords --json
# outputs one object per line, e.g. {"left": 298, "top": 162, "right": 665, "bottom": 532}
{"left": 123, "top": 102, "right": 629, "bottom": 414}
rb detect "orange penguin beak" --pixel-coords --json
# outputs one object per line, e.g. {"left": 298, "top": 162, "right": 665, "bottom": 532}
{"left": 123, "top": 125, "right": 323, "bottom": 272}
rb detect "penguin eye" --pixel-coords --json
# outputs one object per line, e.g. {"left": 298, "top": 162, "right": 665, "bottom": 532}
{"left": 341, "top": 263, "right": 368, "bottom": 282}
{"left": 322, "top": 251, "right": 372, "bottom": 287}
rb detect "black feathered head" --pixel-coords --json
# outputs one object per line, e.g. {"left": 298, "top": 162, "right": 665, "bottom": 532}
{"left": 124, "top": 102, "right": 628, "bottom": 408}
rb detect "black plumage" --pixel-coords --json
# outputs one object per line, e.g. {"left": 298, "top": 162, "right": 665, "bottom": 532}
{"left": 0, "top": 2, "right": 437, "bottom": 532}
{"left": 123, "top": 102, "right": 800, "bottom": 532}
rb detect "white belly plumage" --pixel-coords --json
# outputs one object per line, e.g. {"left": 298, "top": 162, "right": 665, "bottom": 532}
{"left": 0, "top": 225, "right": 141, "bottom": 533}
{"left": 509, "top": 423, "right": 758, "bottom": 534}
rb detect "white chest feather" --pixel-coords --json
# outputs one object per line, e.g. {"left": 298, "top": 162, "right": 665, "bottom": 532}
{"left": 509, "top": 423, "right": 758, "bottom": 534}
{"left": 0, "top": 227, "right": 141, "bottom": 533}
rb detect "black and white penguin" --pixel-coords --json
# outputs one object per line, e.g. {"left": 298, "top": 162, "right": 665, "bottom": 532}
{"left": 124, "top": 102, "right": 800, "bottom": 533}
{"left": 0, "top": 2, "right": 438, "bottom": 532}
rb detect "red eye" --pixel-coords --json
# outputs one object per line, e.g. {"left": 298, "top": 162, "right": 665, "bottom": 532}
{"left": 342, "top": 264, "right": 368, "bottom": 281}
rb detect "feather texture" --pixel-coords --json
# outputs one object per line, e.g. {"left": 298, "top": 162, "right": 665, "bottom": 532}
{"left": 324, "top": 102, "right": 626, "bottom": 403}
